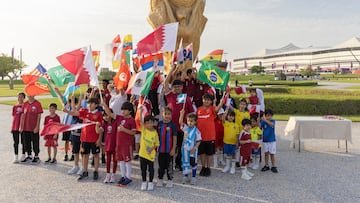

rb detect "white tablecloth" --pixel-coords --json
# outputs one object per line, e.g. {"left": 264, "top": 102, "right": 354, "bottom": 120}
{"left": 284, "top": 116, "right": 352, "bottom": 142}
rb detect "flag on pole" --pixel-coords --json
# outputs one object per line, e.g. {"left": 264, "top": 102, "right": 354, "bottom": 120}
{"left": 140, "top": 53, "right": 164, "bottom": 71}
{"left": 122, "top": 34, "right": 133, "bottom": 51}
{"left": 41, "top": 122, "right": 95, "bottom": 136}
{"left": 104, "top": 34, "right": 121, "bottom": 69}
{"left": 184, "top": 43, "right": 193, "bottom": 61}
{"left": 47, "top": 65, "right": 74, "bottom": 87}
{"left": 21, "top": 74, "right": 57, "bottom": 97}
{"left": 126, "top": 71, "right": 155, "bottom": 96}
{"left": 176, "top": 94, "right": 187, "bottom": 104}
{"left": 62, "top": 82, "right": 80, "bottom": 103}
{"left": 29, "top": 63, "right": 50, "bottom": 79}
{"left": 113, "top": 48, "right": 131, "bottom": 90}
{"left": 201, "top": 49, "right": 223, "bottom": 65}
{"left": 137, "top": 22, "right": 178, "bottom": 55}
{"left": 197, "top": 60, "right": 230, "bottom": 91}
{"left": 92, "top": 51, "right": 100, "bottom": 71}
{"left": 56, "top": 46, "right": 99, "bottom": 87}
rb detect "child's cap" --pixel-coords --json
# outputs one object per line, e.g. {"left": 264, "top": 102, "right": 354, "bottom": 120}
{"left": 217, "top": 108, "right": 225, "bottom": 115}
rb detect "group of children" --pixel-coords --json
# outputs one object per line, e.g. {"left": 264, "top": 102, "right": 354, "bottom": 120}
{"left": 11, "top": 81, "right": 278, "bottom": 191}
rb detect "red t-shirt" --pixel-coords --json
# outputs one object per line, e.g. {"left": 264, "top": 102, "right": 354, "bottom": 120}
{"left": 21, "top": 100, "right": 43, "bottom": 131}
{"left": 240, "top": 131, "right": 252, "bottom": 156}
{"left": 102, "top": 89, "right": 112, "bottom": 107}
{"left": 78, "top": 108, "right": 103, "bottom": 143}
{"left": 12, "top": 104, "right": 23, "bottom": 131}
{"left": 103, "top": 120, "right": 117, "bottom": 152}
{"left": 183, "top": 78, "right": 196, "bottom": 98}
{"left": 44, "top": 114, "right": 61, "bottom": 138}
{"left": 249, "top": 95, "right": 259, "bottom": 105}
{"left": 196, "top": 105, "right": 216, "bottom": 141}
{"left": 166, "top": 92, "right": 194, "bottom": 132}
{"left": 214, "top": 118, "right": 224, "bottom": 140}
{"left": 115, "top": 115, "right": 136, "bottom": 147}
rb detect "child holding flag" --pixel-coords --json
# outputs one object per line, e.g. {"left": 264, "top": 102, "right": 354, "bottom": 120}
{"left": 43, "top": 103, "right": 61, "bottom": 164}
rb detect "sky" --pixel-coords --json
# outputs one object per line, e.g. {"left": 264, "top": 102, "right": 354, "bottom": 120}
{"left": 1, "top": 0, "right": 360, "bottom": 71}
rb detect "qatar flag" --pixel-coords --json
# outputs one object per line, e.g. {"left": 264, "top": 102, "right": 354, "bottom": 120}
{"left": 137, "top": 22, "right": 178, "bottom": 55}
{"left": 56, "top": 46, "right": 99, "bottom": 87}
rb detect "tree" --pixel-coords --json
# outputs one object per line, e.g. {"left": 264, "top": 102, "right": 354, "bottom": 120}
{"left": 300, "top": 65, "right": 316, "bottom": 77}
{"left": 249, "top": 65, "right": 265, "bottom": 74}
{"left": 0, "top": 54, "right": 26, "bottom": 89}
{"left": 98, "top": 68, "right": 116, "bottom": 81}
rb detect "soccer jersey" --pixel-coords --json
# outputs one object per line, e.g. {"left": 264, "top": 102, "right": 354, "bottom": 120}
{"left": 78, "top": 108, "right": 103, "bottom": 143}
{"left": 157, "top": 121, "right": 177, "bottom": 153}
{"left": 103, "top": 120, "right": 117, "bottom": 152}
{"left": 139, "top": 127, "right": 159, "bottom": 162}
{"left": 115, "top": 115, "right": 136, "bottom": 146}
{"left": 233, "top": 108, "right": 250, "bottom": 132}
{"left": 21, "top": 100, "right": 43, "bottom": 131}
{"left": 261, "top": 120, "right": 276, "bottom": 142}
{"left": 44, "top": 114, "right": 61, "bottom": 126}
{"left": 196, "top": 105, "right": 216, "bottom": 141}
{"left": 166, "top": 92, "right": 194, "bottom": 132}
{"left": 12, "top": 104, "right": 23, "bottom": 131}
{"left": 223, "top": 121, "right": 240, "bottom": 145}
{"left": 239, "top": 131, "right": 252, "bottom": 157}
{"left": 250, "top": 126, "right": 262, "bottom": 141}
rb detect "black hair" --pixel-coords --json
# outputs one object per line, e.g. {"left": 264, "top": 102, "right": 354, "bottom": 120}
{"left": 49, "top": 103, "right": 57, "bottom": 109}
{"left": 227, "top": 110, "right": 236, "bottom": 117}
{"left": 144, "top": 115, "right": 156, "bottom": 123}
{"left": 121, "top": 101, "right": 134, "bottom": 111}
{"left": 163, "top": 106, "right": 172, "bottom": 113}
{"left": 18, "top": 92, "right": 26, "bottom": 98}
{"left": 186, "top": 69, "right": 192, "bottom": 75}
{"left": 172, "top": 79, "right": 183, "bottom": 86}
{"left": 239, "top": 98, "right": 248, "bottom": 105}
{"left": 242, "top": 118, "right": 251, "bottom": 126}
{"left": 187, "top": 113, "right": 197, "bottom": 121}
{"left": 68, "top": 97, "right": 79, "bottom": 104}
{"left": 250, "top": 115, "right": 258, "bottom": 121}
{"left": 86, "top": 87, "right": 93, "bottom": 94}
{"left": 88, "top": 98, "right": 99, "bottom": 104}
{"left": 250, "top": 88, "right": 256, "bottom": 93}
{"left": 102, "top": 79, "right": 109, "bottom": 85}
{"left": 265, "top": 109, "right": 274, "bottom": 116}
{"left": 203, "top": 93, "right": 214, "bottom": 101}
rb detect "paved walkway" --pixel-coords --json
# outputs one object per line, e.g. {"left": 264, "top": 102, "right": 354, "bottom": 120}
{"left": 1, "top": 104, "right": 360, "bottom": 202}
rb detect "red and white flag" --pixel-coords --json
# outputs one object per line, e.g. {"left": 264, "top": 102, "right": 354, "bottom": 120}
{"left": 41, "top": 122, "right": 95, "bottom": 136}
{"left": 137, "top": 22, "right": 178, "bottom": 56}
{"left": 56, "top": 46, "right": 99, "bottom": 87}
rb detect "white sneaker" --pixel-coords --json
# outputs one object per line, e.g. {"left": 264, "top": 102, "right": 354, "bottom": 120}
{"left": 104, "top": 173, "right": 111, "bottom": 183}
{"left": 230, "top": 167, "right": 235, "bottom": 174}
{"left": 246, "top": 169, "right": 254, "bottom": 177}
{"left": 141, "top": 182, "right": 147, "bottom": 191}
{"left": 182, "top": 176, "right": 190, "bottom": 184}
{"left": 156, "top": 179, "right": 163, "bottom": 187}
{"left": 190, "top": 177, "right": 196, "bottom": 185}
{"left": 110, "top": 173, "right": 116, "bottom": 183}
{"left": 241, "top": 171, "right": 252, "bottom": 180}
{"left": 165, "top": 180, "right": 173, "bottom": 188}
{"left": 13, "top": 155, "right": 19, "bottom": 163}
{"left": 20, "top": 154, "right": 26, "bottom": 162}
{"left": 222, "top": 166, "right": 230, "bottom": 173}
{"left": 147, "top": 182, "right": 154, "bottom": 191}
{"left": 68, "top": 166, "right": 80, "bottom": 175}
{"left": 76, "top": 167, "right": 84, "bottom": 175}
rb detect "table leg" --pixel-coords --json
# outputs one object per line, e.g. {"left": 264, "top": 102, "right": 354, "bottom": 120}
{"left": 346, "top": 139, "right": 348, "bottom": 153}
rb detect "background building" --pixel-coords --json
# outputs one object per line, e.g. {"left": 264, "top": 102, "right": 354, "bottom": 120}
{"left": 232, "top": 37, "right": 360, "bottom": 74}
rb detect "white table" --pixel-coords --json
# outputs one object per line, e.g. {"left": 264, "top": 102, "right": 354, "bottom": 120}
{"left": 284, "top": 116, "right": 352, "bottom": 152}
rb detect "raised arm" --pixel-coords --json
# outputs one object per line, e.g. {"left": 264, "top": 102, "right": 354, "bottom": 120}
{"left": 179, "top": 108, "right": 185, "bottom": 128}
{"left": 101, "top": 100, "right": 116, "bottom": 119}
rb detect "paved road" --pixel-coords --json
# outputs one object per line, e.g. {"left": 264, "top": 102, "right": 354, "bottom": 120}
{"left": 1, "top": 104, "right": 360, "bottom": 202}
{"left": 316, "top": 81, "right": 358, "bottom": 90}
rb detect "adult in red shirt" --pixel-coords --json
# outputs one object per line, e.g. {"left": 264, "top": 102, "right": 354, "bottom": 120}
{"left": 11, "top": 92, "right": 26, "bottom": 163}
{"left": 19, "top": 95, "right": 43, "bottom": 163}
{"left": 164, "top": 79, "right": 195, "bottom": 170}
{"left": 64, "top": 97, "right": 103, "bottom": 180}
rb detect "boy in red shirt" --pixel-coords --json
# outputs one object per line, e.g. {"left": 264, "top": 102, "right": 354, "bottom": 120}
{"left": 43, "top": 103, "right": 61, "bottom": 164}
{"left": 64, "top": 97, "right": 103, "bottom": 180}
{"left": 19, "top": 95, "right": 43, "bottom": 164}
{"left": 196, "top": 93, "right": 225, "bottom": 177}
{"left": 11, "top": 92, "right": 25, "bottom": 163}
{"left": 239, "top": 119, "right": 254, "bottom": 180}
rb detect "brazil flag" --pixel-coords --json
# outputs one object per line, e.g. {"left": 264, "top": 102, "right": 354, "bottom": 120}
{"left": 197, "top": 60, "right": 229, "bottom": 91}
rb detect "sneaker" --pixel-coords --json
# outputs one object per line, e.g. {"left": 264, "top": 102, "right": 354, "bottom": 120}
{"left": 246, "top": 169, "right": 254, "bottom": 177}
{"left": 271, "top": 167, "right": 278, "bottom": 173}
{"left": 156, "top": 179, "right": 163, "bottom": 187}
{"left": 31, "top": 156, "right": 40, "bottom": 164}
{"left": 175, "top": 165, "right": 182, "bottom": 171}
{"left": 236, "top": 162, "right": 241, "bottom": 168}
{"left": 13, "top": 155, "right": 19, "bottom": 163}
{"left": 261, "top": 166, "right": 270, "bottom": 172}
{"left": 241, "top": 171, "right": 252, "bottom": 180}
{"left": 190, "top": 177, "right": 197, "bottom": 185}
{"left": 20, "top": 154, "right": 26, "bottom": 162}
{"left": 78, "top": 172, "right": 89, "bottom": 181}
{"left": 110, "top": 173, "right": 116, "bottom": 183}
{"left": 140, "top": 182, "right": 147, "bottom": 191}
{"left": 104, "top": 173, "right": 111, "bottom": 183}
{"left": 182, "top": 176, "right": 190, "bottom": 184}
{"left": 199, "top": 167, "right": 205, "bottom": 176}
{"left": 117, "top": 177, "right": 126, "bottom": 185}
{"left": 230, "top": 167, "right": 236, "bottom": 174}
{"left": 63, "top": 154, "right": 68, "bottom": 161}
{"left": 68, "top": 166, "right": 80, "bottom": 175}
{"left": 165, "top": 180, "right": 173, "bottom": 188}
{"left": 93, "top": 171, "right": 99, "bottom": 180}
{"left": 147, "top": 182, "right": 154, "bottom": 191}
{"left": 44, "top": 158, "right": 51, "bottom": 163}
{"left": 77, "top": 167, "right": 84, "bottom": 175}
{"left": 119, "top": 177, "right": 132, "bottom": 186}
{"left": 204, "top": 168, "right": 211, "bottom": 177}
{"left": 69, "top": 154, "right": 74, "bottom": 161}
{"left": 134, "top": 154, "right": 139, "bottom": 160}
{"left": 21, "top": 156, "right": 32, "bottom": 163}
{"left": 50, "top": 159, "right": 57, "bottom": 164}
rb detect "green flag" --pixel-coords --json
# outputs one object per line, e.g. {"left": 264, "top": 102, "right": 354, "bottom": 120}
{"left": 140, "top": 71, "right": 155, "bottom": 96}
{"left": 197, "top": 60, "right": 230, "bottom": 91}
{"left": 47, "top": 65, "right": 74, "bottom": 87}
{"left": 38, "top": 77, "right": 58, "bottom": 97}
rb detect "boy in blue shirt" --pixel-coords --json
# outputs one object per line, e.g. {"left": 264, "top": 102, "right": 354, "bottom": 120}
{"left": 260, "top": 109, "right": 278, "bottom": 173}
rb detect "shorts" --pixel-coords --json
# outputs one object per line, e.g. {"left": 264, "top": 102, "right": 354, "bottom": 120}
{"left": 62, "top": 131, "right": 71, "bottom": 141}
{"left": 252, "top": 147, "right": 261, "bottom": 155}
{"left": 116, "top": 144, "right": 133, "bottom": 162}
{"left": 198, "top": 140, "right": 215, "bottom": 155}
{"left": 263, "top": 142, "right": 276, "bottom": 154}
{"left": 44, "top": 135, "right": 58, "bottom": 147}
{"left": 215, "top": 134, "right": 224, "bottom": 148}
{"left": 71, "top": 135, "right": 81, "bottom": 154}
{"left": 241, "top": 155, "right": 250, "bottom": 166}
{"left": 223, "top": 144, "right": 236, "bottom": 156}
{"left": 81, "top": 142, "right": 100, "bottom": 155}
{"left": 135, "top": 133, "right": 141, "bottom": 144}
